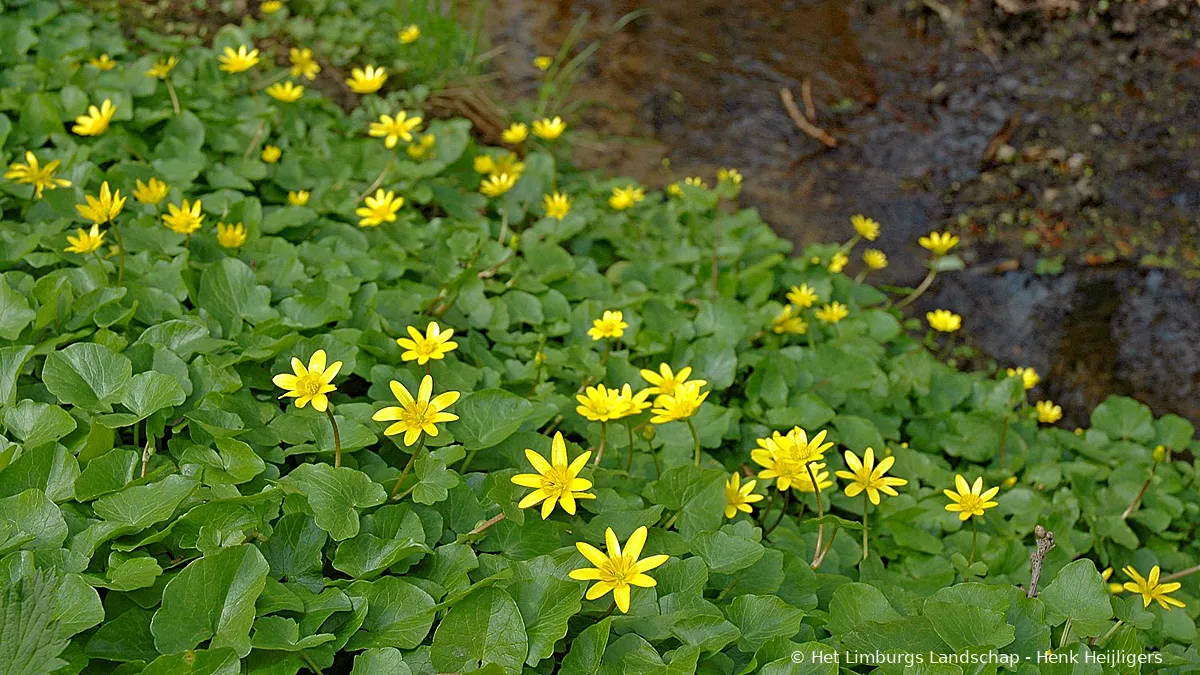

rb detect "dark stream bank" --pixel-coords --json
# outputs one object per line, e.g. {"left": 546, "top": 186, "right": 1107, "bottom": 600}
{"left": 488, "top": 0, "right": 1200, "bottom": 428}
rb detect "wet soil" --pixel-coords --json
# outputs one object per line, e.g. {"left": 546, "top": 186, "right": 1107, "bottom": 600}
{"left": 487, "top": 0, "right": 1200, "bottom": 428}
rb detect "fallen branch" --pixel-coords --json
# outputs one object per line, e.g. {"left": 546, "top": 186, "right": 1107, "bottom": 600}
{"left": 1026, "top": 525, "right": 1055, "bottom": 597}
{"left": 781, "top": 88, "right": 837, "bottom": 148}
{"left": 801, "top": 77, "right": 817, "bottom": 122}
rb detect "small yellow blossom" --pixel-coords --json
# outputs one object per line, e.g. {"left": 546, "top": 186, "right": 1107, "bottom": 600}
{"left": 355, "top": 189, "right": 404, "bottom": 227}
{"left": 919, "top": 231, "right": 959, "bottom": 256}
{"left": 133, "top": 178, "right": 170, "bottom": 205}
{"left": 827, "top": 252, "right": 848, "bottom": 274}
{"left": 399, "top": 24, "right": 421, "bottom": 44}
{"left": 289, "top": 47, "right": 320, "bottom": 80}
{"left": 346, "top": 65, "right": 387, "bottom": 94}
{"left": 772, "top": 305, "right": 808, "bottom": 335}
{"left": 218, "top": 45, "right": 260, "bottom": 74}
{"left": 532, "top": 116, "right": 567, "bottom": 140}
{"left": 575, "top": 384, "right": 623, "bottom": 422}
{"left": 667, "top": 183, "right": 683, "bottom": 198}
{"left": 614, "top": 384, "right": 652, "bottom": 419}
{"left": 792, "top": 462, "right": 834, "bottom": 493}
{"left": 502, "top": 122, "right": 529, "bottom": 144}
{"left": 369, "top": 111, "right": 423, "bottom": 149}
{"left": 1122, "top": 566, "right": 1186, "bottom": 610}
{"left": 588, "top": 310, "right": 627, "bottom": 340}
{"left": 851, "top": 214, "right": 881, "bottom": 241}
{"left": 474, "top": 153, "right": 524, "bottom": 177}
{"left": 73, "top": 99, "right": 116, "bottom": 136}
{"left": 216, "top": 222, "right": 247, "bottom": 249}
{"left": 272, "top": 350, "right": 342, "bottom": 412}
{"left": 543, "top": 192, "right": 571, "bottom": 220}
{"left": 162, "top": 199, "right": 204, "bottom": 235}
{"left": 89, "top": 54, "right": 116, "bottom": 70}
{"left": 814, "top": 301, "right": 848, "bottom": 324}
{"left": 649, "top": 382, "right": 708, "bottom": 424}
{"left": 407, "top": 134, "right": 436, "bottom": 159}
{"left": 512, "top": 432, "right": 595, "bottom": 519}
{"left": 371, "top": 375, "right": 460, "bottom": 446}
{"left": 926, "top": 309, "right": 962, "bottom": 333}
{"left": 76, "top": 182, "right": 125, "bottom": 225}
{"left": 835, "top": 448, "right": 907, "bottom": 505}
{"left": 397, "top": 321, "right": 458, "bottom": 365}
{"left": 725, "top": 473, "right": 764, "bottom": 518}
{"left": 752, "top": 427, "right": 832, "bottom": 491}
{"left": 1153, "top": 445, "right": 1167, "bottom": 463}
{"left": 1006, "top": 367, "right": 1040, "bottom": 390}
{"left": 5, "top": 151, "right": 71, "bottom": 198}
{"left": 65, "top": 224, "right": 106, "bottom": 255}
{"left": 639, "top": 364, "right": 705, "bottom": 400}
{"left": 569, "top": 526, "right": 668, "bottom": 613}
{"left": 266, "top": 81, "right": 304, "bottom": 102}
{"left": 787, "top": 283, "right": 819, "bottom": 308}
{"left": 1035, "top": 400, "right": 1062, "bottom": 424}
{"left": 261, "top": 0, "right": 284, "bottom": 13}
{"left": 609, "top": 186, "right": 645, "bottom": 210}
{"left": 863, "top": 249, "right": 888, "bottom": 270}
{"left": 718, "top": 168, "right": 743, "bottom": 185}
{"left": 145, "top": 56, "right": 178, "bottom": 79}
{"left": 262, "top": 145, "right": 282, "bottom": 163}
{"left": 287, "top": 190, "right": 310, "bottom": 206}
{"left": 533, "top": 56, "right": 553, "bottom": 71}
{"left": 684, "top": 176, "right": 707, "bottom": 189}
{"left": 943, "top": 475, "right": 1000, "bottom": 521}
{"left": 480, "top": 173, "right": 518, "bottom": 197}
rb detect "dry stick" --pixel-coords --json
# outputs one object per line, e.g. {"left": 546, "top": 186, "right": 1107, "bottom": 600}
{"left": 1027, "top": 525, "right": 1055, "bottom": 598}
{"left": 1161, "top": 564, "right": 1200, "bottom": 583}
{"left": 140, "top": 437, "right": 154, "bottom": 478}
{"left": 780, "top": 88, "right": 838, "bottom": 148}
{"left": 469, "top": 512, "right": 507, "bottom": 536}
{"left": 801, "top": 77, "right": 817, "bottom": 122}
{"left": 1120, "top": 461, "right": 1158, "bottom": 520}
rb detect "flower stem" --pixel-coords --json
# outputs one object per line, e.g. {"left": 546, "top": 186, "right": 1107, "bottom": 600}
{"left": 968, "top": 517, "right": 979, "bottom": 566}
{"left": 862, "top": 493, "right": 870, "bottom": 562}
{"left": 687, "top": 418, "right": 701, "bottom": 467}
{"left": 764, "top": 489, "right": 791, "bottom": 536}
{"left": 895, "top": 269, "right": 937, "bottom": 309}
{"left": 592, "top": 421, "right": 609, "bottom": 468}
{"left": 324, "top": 407, "right": 343, "bottom": 468}
{"left": 1162, "top": 564, "right": 1200, "bottom": 582}
{"left": 1120, "top": 460, "right": 1159, "bottom": 520}
{"left": 647, "top": 435, "right": 661, "bottom": 477}
{"left": 625, "top": 421, "right": 635, "bottom": 472}
{"left": 391, "top": 435, "right": 426, "bottom": 500}
{"left": 600, "top": 340, "right": 612, "bottom": 368}
{"left": 111, "top": 222, "right": 126, "bottom": 283}
{"left": 140, "top": 436, "right": 154, "bottom": 478}
{"left": 357, "top": 155, "right": 395, "bottom": 203}
{"left": 806, "top": 462, "right": 825, "bottom": 563}
{"left": 164, "top": 78, "right": 181, "bottom": 116}
{"left": 1093, "top": 620, "right": 1124, "bottom": 648}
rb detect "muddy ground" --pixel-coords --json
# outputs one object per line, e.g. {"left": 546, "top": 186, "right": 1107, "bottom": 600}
{"left": 487, "top": 0, "right": 1200, "bottom": 428}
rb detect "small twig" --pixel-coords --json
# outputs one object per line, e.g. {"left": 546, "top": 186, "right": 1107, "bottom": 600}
{"left": 1161, "top": 564, "right": 1200, "bottom": 583}
{"left": 801, "top": 77, "right": 816, "bottom": 122}
{"left": 140, "top": 437, "right": 154, "bottom": 478}
{"left": 1120, "top": 462, "right": 1158, "bottom": 520}
{"left": 781, "top": 88, "right": 837, "bottom": 148}
{"left": 1026, "top": 525, "right": 1055, "bottom": 598}
{"left": 469, "top": 512, "right": 507, "bottom": 536}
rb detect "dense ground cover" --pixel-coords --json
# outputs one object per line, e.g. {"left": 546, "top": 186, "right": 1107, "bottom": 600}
{"left": 0, "top": 1, "right": 1198, "bottom": 673}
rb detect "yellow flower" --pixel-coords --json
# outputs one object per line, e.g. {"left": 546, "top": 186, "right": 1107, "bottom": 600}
{"left": 397, "top": 321, "right": 458, "bottom": 365}
{"left": 543, "top": 192, "right": 571, "bottom": 220}
{"left": 667, "top": 183, "right": 683, "bottom": 198}
{"left": 162, "top": 199, "right": 204, "bottom": 235}
{"left": 371, "top": 375, "right": 460, "bottom": 446}
{"left": 835, "top": 448, "right": 907, "bottom": 505}
{"left": 399, "top": 24, "right": 421, "bottom": 44}
{"left": 649, "top": 382, "right": 708, "bottom": 424}
{"left": 72, "top": 99, "right": 116, "bottom": 136}
{"left": 261, "top": 0, "right": 283, "bottom": 13}
{"left": 792, "top": 462, "right": 834, "bottom": 493}
{"left": 814, "top": 301, "right": 848, "bottom": 324}
{"left": 289, "top": 47, "right": 320, "bottom": 80}
{"left": 65, "top": 224, "right": 106, "bottom": 255}
{"left": 76, "top": 181, "right": 125, "bottom": 225}
{"left": 512, "top": 432, "right": 595, "bottom": 519}
{"left": 89, "top": 54, "right": 116, "bottom": 70}
{"left": 1006, "top": 367, "right": 1040, "bottom": 390}
{"left": 751, "top": 427, "right": 832, "bottom": 491}
{"left": 851, "top": 214, "right": 881, "bottom": 241}
{"left": 863, "top": 249, "right": 888, "bottom": 270}
{"left": 355, "top": 189, "right": 404, "bottom": 227}
{"left": 588, "top": 310, "right": 627, "bottom": 340}
{"left": 407, "top": 134, "right": 436, "bottom": 159}
{"left": 919, "top": 231, "right": 959, "bottom": 256}
{"left": 266, "top": 81, "right": 304, "bottom": 102}
{"left": 1035, "top": 400, "right": 1062, "bottom": 424}
{"left": 827, "top": 252, "right": 848, "bottom": 273}
{"left": 569, "top": 526, "right": 669, "bottom": 613}
{"left": 771, "top": 305, "right": 807, "bottom": 335}
{"left": 1002, "top": 475, "right": 1018, "bottom": 488}
{"left": 369, "top": 112, "right": 423, "bottom": 149}
{"left": 724, "top": 473, "right": 764, "bottom": 518}
{"left": 718, "top": 168, "right": 743, "bottom": 185}
{"left": 287, "top": 190, "right": 310, "bottom": 206}
{"left": 926, "top": 309, "right": 962, "bottom": 333}
{"left": 5, "top": 151, "right": 71, "bottom": 198}
{"left": 1153, "top": 445, "right": 1167, "bottom": 463}
{"left": 262, "top": 145, "right": 282, "bottom": 163}
{"left": 639, "top": 364, "right": 705, "bottom": 399}
{"left": 502, "top": 122, "right": 529, "bottom": 143}
{"left": 532, "top": 116, "right": 567, "bottom": 140}
{"left": 787, "top": 283, "right": 819, "bottom": 308}
{"left": 480, "top": 173, "right": 518, "bottom": 197}
{"left": 145, "top": 56, "right": 178, "bottom": 79}
{"left": 474, "top": 152, "right": 523, "bottom": 177}
{"left": 614, "top": 384, "right": 652, "bottom": 419}
{"left": 943, "top": 474, "right": 1000, "bottom": 521}
{"left": 217, "top": 222, "right": 247, "bottom": 249}
{"left": 533, "top": 55, "right": 553, "bottom": 71}
{"left": 684, "top": 176, "right": 708, "bottom": 189}
{"left": 346, "top": 65, "right": 387, "bottom": 94}
{"left": 272, "top": 350, "right": 342, "bottom": 412}
{"left": 133, "top": 178, "right": 169, "bottom": 204}
{"left": 576, "top": 384, "right": 623, "bottom": 422}
{"left": 609, "top": 186, "right": 645, "bottom": 211}
{"left": 218, "top": 45, "right": 260, "bottom": 73}
{"left": 1122, "top": 566, "right": 1186, "bottom": 610}
{"left": 1102, "top": 567, "right": 1114, "bottom": 582}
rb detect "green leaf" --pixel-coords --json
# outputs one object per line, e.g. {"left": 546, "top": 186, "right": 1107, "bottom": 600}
{"left": 923, "top": 599, "right": 1015, "bottom": 650}
{"left": 690, "top": 524, "right": 765, "bottom": 574}
{"left": 451, "top": 389, "right": 533, "bottom": 451}
{"left": 670, "top": 614, "right": 740, "bottom": 653}
{"left": 277, "top": 464, "right": 387, "bottom": 541}
{"left": 0, "top": 572, "right": 69, "bottom": 675}
{"left": 510, "top": 557, "right": 582, "bottom": 666}
{"left": 93, "top": 474, "right": 198, "bottom": 530}
{"left": 412, "top": 446, "right": 461, "bottom": 505}
{"left": 0, "top": 346, "right": 34, "bottom": 408}
{"left": 42, "top": 343, "right": 133, "bottom": 412}
{"left": 333, "top": 504, "right": 428, "bottom": 579}
{"left": 0, "top": 275, "right": 35, "bottom": 340}
{"left": 197, "top": 258, "right": 277, "bottom": 333}
{"left": 140, "top": 648, "right": 241, "bottom": 675}
{"left": 2, "top": 400, "right": 76, "bottom": 449}
{"left": 1039, "top": 559, "right": 1115, "bottom": 626}
{"left": 725, "top": 595, "right": 804, "bottom": 652}
{"left": 351, "top": 648, "right": 412, "bottom": 675}
{"left": 150, "top": 544, "right": 270, "bottom": 658}
{"left": 825, "top": 582, "right": 900, "bottom": 635}
{"left": 559, "top": 617, "right": 611, "bottom": 675}
{"left": 345, "top": 577, "right": 437, "bottom": 650}
{"left": 1089, "top": 396, "right": 1155, "bottom": 442}
{"left": 0, "top": 442, "right": 80, "bottom": 503}
{"left": 250, "top": 616, "right": 335, "bottom": 651}
{"left": 431, "top": 587, "right": 528, "bottom": 675}
{"left": 119, "top": 371, "right": 186, "bottom": 420}
{"left": 73, "top": 449, "right": 137, "bottom": 502}
{"left": 259, "top": 512, "right": 328, "bottom": 585}
{"left": 104, "top": 556, "right": 163, "bottom": 591}
{"left": 0, "top": 489, "right": 67, "bottom": 551}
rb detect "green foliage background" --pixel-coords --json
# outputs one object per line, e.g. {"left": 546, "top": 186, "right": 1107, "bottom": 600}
{"left": 0, "top": 0, "right": 1198, "bottom": 673}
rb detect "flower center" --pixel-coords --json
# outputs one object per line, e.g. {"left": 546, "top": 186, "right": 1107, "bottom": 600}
{"left": 401, "top": 401, "right": 436, "bottom": 428}
{"left": 297, "top": 374, "right": 324, "bottom": 396}
{"left": 957, "top": 494, "right": 983, "bottom": 511}
{"left": 539, "top": 466, "right": 574, "bottom": 497}
{"left": 599, "top": 555, "right": 636, "bottom": 586}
